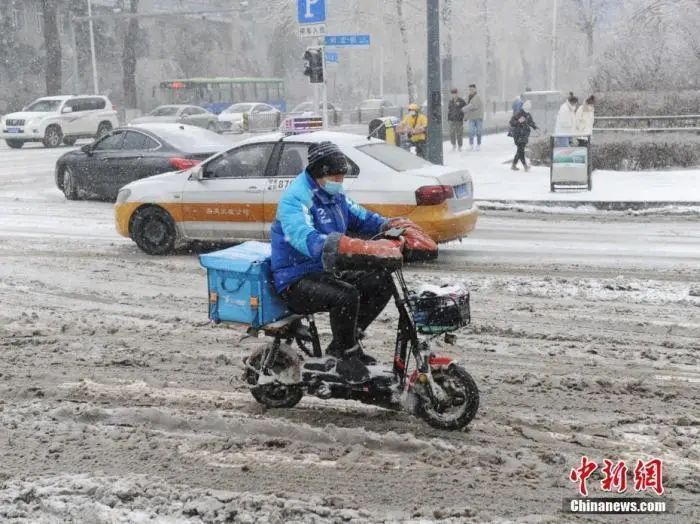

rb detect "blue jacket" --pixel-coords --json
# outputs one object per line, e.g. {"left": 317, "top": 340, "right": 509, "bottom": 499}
{"left": 271, "top": 171, "right": 387, "bottom": 292}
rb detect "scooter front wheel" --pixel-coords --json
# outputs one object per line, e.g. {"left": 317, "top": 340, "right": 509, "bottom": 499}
{"left": 417, "top": 364, "right": 479, "bottom": 430}
{"left": 245, "top": 349, "right": 304, "bottom": 409}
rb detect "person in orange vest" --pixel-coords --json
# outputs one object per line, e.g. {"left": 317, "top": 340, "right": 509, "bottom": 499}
{"left": 399, "top": 103, "right": 428, "bottom": 158}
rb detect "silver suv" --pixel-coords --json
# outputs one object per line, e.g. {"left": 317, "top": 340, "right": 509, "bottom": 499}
{"left": 1, "top": 95, "right": 119, "bottom": 149}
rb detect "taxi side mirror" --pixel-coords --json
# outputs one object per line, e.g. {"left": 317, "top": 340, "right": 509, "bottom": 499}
{"left": 190, "top": 165, "right": 204, "bottom": 181}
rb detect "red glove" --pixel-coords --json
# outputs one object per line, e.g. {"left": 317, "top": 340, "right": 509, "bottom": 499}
{"left": 323, "top": 234, "right": 403, "bottom": 271}
{"left": 385, "top": 218, "right": 438, "bottom": 254}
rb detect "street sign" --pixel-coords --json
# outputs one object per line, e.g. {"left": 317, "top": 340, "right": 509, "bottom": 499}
{"left": 297, "top": 0, "right": 325, "bottom": 24}
{"left": 324, "top": 51, "right": 338, "bottom": 63}
{"left": 324, "top": 34, "right": 371, "bottom": 47}
{"left": 298, "top": 24, "right": 326, "bottom": 38}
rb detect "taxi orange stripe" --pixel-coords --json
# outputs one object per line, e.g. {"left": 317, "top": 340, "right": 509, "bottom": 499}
{"left": 116, "top": 201, "right": 477, "bottom": 243}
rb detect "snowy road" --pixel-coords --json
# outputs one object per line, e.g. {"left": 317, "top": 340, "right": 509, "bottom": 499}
{"left": 1, "top": 142, "right": 698, "bottom": 522}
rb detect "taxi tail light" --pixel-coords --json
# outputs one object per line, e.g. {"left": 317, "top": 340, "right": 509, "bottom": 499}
{"left": 169, "top": 157, "right": 201, "bottom": 170}
{"left": 415, "top": 185, "right": 454, "bottom": 206}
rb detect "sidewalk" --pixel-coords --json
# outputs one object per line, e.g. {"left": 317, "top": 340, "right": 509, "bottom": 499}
{"left": 444, "top": 133, "right": 700, "bottom": 211}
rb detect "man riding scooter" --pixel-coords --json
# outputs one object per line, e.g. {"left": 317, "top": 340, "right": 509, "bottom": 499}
{"left": 270, "top": 141, "right": 437, "bottom": 384}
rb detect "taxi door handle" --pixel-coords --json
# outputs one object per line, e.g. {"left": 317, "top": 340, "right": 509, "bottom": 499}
{"left": 246, "top": 186, "right": 262, "bottom": 193}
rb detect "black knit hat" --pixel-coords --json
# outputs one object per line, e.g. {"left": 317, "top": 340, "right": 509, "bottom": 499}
{"left": 307, "top": 141, "right": 348, "bottom": 178}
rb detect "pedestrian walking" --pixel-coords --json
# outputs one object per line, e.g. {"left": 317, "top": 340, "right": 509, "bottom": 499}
{"left": 554, "top": 92, "right": 578, "bottom": 146}
{"left": 462, "top": 84, "right": 484, "bottom": 151}
{"left": 509, "top": 100, "right": 538, "bottom": 171}
{"left": 447, "top": 88, "right": 467, "bottom": 151}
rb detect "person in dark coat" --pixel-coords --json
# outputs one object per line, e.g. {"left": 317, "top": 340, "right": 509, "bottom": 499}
{"left": 447, "top": 88, "right": 467, "bottom": 151}
{"left": 509, "top": 100, "right": 538, "bottom": 171}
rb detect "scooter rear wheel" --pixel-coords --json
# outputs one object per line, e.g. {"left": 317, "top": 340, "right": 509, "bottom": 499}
{"left": 417, "top": 364, "right": 479, "bottom": 430}
{"left": 245, "top": 349, "right": 303, "bottom": 409}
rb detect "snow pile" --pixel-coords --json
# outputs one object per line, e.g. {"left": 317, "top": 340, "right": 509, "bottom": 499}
{"left": 0, "top": 474, "right": 378, "bottom": 523}
{"left": 444, "top": 133, "right": 700, "bottom": 206}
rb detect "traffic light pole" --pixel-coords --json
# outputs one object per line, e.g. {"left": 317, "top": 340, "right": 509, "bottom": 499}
{"left": 426, "top": 0, "right": 443, "bottom": 165}
{"left": 321, "top": 45, "right": 329, "bottom": 130}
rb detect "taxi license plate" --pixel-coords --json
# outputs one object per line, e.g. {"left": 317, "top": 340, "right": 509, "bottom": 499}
{"left": 453, "top": 183, "right": 468, "bottom": 198}
{"left": 6, "top": 128, "right": 22, "bottom": 133}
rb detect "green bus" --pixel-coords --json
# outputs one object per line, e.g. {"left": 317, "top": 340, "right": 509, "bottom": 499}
{"left": 158, "top": 77, "right": 286, "bottom": 114}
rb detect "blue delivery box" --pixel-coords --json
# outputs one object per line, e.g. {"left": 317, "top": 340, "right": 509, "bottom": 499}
{"left": 199, "top": 241, "right": 289, "bottom": 327}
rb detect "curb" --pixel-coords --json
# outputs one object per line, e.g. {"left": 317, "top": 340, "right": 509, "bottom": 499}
{"left": 476, "top": 200, "right": 700, "bottom": 211}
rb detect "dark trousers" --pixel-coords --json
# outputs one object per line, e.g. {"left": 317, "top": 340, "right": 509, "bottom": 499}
{"left": 284, "top": 270, "right": 394, "bottom": 353}
{"left": 449, "top": 121, "right": 464, "bottom": 147}
{"left": 414, "top": 140, "right": 427, "bottom": 159}
{"left": 513, "top": 143, "right": 527, "bottom": 166}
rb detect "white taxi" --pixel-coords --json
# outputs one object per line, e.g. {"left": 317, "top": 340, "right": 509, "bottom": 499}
{"left": 115, "top": 131, "right": 478, "bottom": 255}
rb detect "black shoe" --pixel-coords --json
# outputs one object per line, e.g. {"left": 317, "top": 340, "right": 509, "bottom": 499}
{"left": 328, "top": 339, "right": 377, "bottom": 366}
{"left": 335, "top": 347, "right": 370, "bottom": 384}
{"left": 357, "top": 350, "right": 377, "bottom": 366}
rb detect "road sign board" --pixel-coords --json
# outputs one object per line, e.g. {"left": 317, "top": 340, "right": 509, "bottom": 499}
{"left": 324, "top": 34, "right": 371, "bottom": 47}
{"left": 297, "top": 0, "right": 326, "bottom": 24}
{"left": 324, "top": 51, "right": 338, "bottom": 63}
{"left": 298, "top": 23, "right": 326, "bottom": 38}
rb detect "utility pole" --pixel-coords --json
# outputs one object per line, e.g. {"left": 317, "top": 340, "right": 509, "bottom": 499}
{"left": 426, "top": 0, "right": 443, "bottom": 165}
{"left": 68, "top": 18, "right": 80, "bottom": 94}
{"left": 550, "top": 0, "right": 558, "bottom": 90}
{"left": 87, "top": 0, "right": 99, "bottom": 94}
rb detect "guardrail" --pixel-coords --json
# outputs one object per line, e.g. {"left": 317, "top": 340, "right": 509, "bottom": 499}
{"left": 594, "top": 114, "right": 700, "bottom": 133}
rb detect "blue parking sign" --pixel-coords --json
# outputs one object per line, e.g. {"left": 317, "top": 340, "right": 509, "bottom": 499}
{"left": 297, "top": 0, "right": 325, "bottom": 24}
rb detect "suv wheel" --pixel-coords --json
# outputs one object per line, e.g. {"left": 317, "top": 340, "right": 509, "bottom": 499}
{"left": 131, "top": 206, "right": 177, "bottom": 255}
{"left": 96, "top": 122, "right": 112, "bottom": 138}
{"left": 43, "top": 125, "right": 63, "bottom": 148}
{"left": 5, "top": 139, "right": 24, "bottom": 149}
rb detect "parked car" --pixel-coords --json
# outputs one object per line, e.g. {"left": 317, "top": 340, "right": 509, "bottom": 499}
{"left": 129, "top": 105, "right": 220, "bottom": 132}
{"left": 55, "top": 123, "right": 231, "bottom": 201}
{"left": 1, "top": 95, "right": 118, "bottom": 148}
{"left": 217, "top": 103, "right": 281, "bottom": 133}
{"left": 288, "top": 101, "right": 342, "bottom": 125}
{"left": 355, "top": 99, "right": 400, "bottom": 123}
{"left": 115, "top": 131, "right": 478, "bottom": 255}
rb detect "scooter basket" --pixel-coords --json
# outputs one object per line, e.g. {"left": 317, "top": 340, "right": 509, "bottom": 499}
{"left": 409, "top": 288, "right": 470, "bottom": 334}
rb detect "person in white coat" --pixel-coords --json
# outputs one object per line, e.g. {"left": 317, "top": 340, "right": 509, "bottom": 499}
{"left": 575, "top": 95, "right": 595, "bottom": 142}
{"left": 554, "top": 92, "right": 578, "bottom": 146}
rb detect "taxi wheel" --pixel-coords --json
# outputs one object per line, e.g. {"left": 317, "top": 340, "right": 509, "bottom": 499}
{"left": 131, "top": 206, "right": 176, "bottom": 255}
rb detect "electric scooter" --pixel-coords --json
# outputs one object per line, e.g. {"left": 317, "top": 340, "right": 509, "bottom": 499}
{"left": 242, "top": 248, "right": 479, "bottom": 430}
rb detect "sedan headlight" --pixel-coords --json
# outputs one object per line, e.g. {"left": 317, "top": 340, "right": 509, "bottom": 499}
{"left": 116, "top": 188, "right": 131, "bottom": 203}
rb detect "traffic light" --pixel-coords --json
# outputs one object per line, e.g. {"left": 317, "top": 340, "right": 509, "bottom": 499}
{"left": 303, "top": 47, "right": 324, "bottom": 84}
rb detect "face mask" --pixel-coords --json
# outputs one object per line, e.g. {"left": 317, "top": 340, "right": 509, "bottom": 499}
{"left": 324, "top": 180, "right": 344, "bottom": 195}
{"left": 409, "top": 111, "right": 417, "bottom": 116}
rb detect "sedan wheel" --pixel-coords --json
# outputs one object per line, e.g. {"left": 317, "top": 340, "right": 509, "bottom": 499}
{"left": 62, "top": 167, "right": 79, "bottom": 200}
{"left": 131, "top": 206, "right": 176, "bottom": 255}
